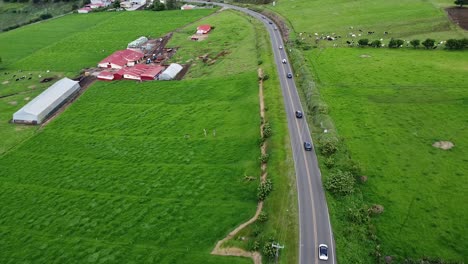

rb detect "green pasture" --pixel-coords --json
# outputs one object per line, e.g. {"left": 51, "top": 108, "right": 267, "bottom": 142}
{"left": 0, "top": 1, "right": 75, "bottom": 31}
{"left": 0, "top": 10, "right": 214, "bottom": 72}
{"left": 308, "top": 48, "right": 468, "bottom": 262}
{"left": 270, "top": 0, "right": 467, "bottom": 44}
{"left": 266, "top": 0, "right": 467, "bottom": 262}
{"left": 0, "top": 10, "right": 213, "bottom": 155}
{"left": 0, "top": 8, "right": 297, "bottom": 263}
{"left": 169, "top": 10, "right": 258, "bottom": 78}
{"left": 0, "top": 74, "right": 259, "bottom": 264}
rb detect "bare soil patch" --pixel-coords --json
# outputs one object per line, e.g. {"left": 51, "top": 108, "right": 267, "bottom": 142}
{"left": 446, "top": 7, "right": 468, "bottom": 30}
{"left": 8, "top": 101, "right": 17, "bottom": 106}
{"left": 432, "top": 141, "right": 454, "bottom": 150}
{"left": 2, "top": 80, "right": 9, "bottom": 84}
{"left": 360, "top": 54, "right": 372, "bottom": 58}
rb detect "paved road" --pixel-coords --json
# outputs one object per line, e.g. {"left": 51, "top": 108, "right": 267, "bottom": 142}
{"left": 187, "top": 1, "right": 336, "bottom": 263}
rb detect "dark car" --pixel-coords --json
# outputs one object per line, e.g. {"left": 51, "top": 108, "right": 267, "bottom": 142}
{"left": 304, "top": 142, "right": 312, "bottom": 151}
{"left": 295, "top": 110, "right": 303, "bottom": 118}
{"left": 268, "top": 21, "right": 273, "bottom": 24}
{"left": 287, "top": 73, "right": 293, "bottom": 78}
{"left": 318, "top": 244, "right": 329, "bottom": 260}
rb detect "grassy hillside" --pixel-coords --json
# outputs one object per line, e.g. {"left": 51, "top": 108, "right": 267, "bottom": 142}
{"left": 0, "top": 75, "right": 258, "bottom": 264}
{"left": 0, "top": 1, "right": 77, "bottom": 31}
{"left": 310, "top": 48, "right": 468, "bottom": 261}
{"left": 0, "top": 7, "right": 296, "bottom": 263}
{"left": 0, "top": 10, "right": 213, "bottom": 155}
{"left": 266, "top": 0, "right": 468, "bottom": 262}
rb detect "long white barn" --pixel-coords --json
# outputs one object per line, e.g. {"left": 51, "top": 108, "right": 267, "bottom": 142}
{"left": 13, "top": 78, "right": 80, "bottom": 124}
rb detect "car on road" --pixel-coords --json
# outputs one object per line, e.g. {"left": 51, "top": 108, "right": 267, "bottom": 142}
{"left": 287, "top": 73, "right": 293, "bottom": 78}
{"left": 304, "top": 141, "right": 312, "bottom": 151}
{"left": 318, "top": 244, "right": 328, "bottom": 260}
{"left": 295, "top": 110, "right": 303, "bottom": 118}
{"left": 268, "top": 21, "right": 273, "bottom": 24}
{"left": 282, "top": 59, "right": 287, "bottom": 64}
{"left": 279, "top": 45, "right": 283, "bottom": 49}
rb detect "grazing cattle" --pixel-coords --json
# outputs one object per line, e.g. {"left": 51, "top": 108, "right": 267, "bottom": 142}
{"left": 13, "top": 75, "right": 16, "bottom": 78}
{"left": 15, "top": 78, "right": 19, "bottom": 81}
{"left": 359, "top": 29, "right": 362, "bottom": 32}
{"left": 351, "top": 34, "right": 356, "bottom": 38}
{"left": 28, "top": 77, "right": 32, "bottom": 80}
{"left": 384, "top": 31, "right": 388, "bottom": 35}
{"left": 367, "top": 31, "right": 375, "bottom": 35}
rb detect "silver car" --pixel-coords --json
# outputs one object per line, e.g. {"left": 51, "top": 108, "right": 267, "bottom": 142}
{"left": 318, "top": 244, "right": 328, "bottom": 260}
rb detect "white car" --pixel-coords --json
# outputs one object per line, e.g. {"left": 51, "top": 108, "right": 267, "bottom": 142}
{"left": 282, "top": 59, "right": 287, "bottom": 64}
{"left": 279, "top": 45, "right": 283, "bottom": 49}
{"left": 318, "top": 244, "right": 328, "bottom": 260}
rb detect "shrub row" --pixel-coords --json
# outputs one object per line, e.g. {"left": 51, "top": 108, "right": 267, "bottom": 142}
{"left": 2, "top": 13, "right": 53, "bottom": 32}
{"left": 357, "top": 38, "right": 468, "bottom": 50}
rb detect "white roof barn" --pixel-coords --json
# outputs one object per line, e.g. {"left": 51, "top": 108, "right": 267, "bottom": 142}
{"left": 158, "top": 63, "right": 183, "bottom": 80}
{"left": 13, "top": 78, "right": 80, "bottom": 124}
{"left": 127, "top": 36, "right": 148, "bottom": 49}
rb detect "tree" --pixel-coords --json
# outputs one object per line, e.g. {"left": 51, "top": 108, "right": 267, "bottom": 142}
{"left": 324, "top": 170, "right": 355, "bottom": 196}
{"left": 410, "top": 39, "right": 420, "bottom": 48}
{"left": 358, "top": 39, "right": 369, "bottom": 46}
{"left": 422, "top": 38, "right": 436, "bottom": 49}
{"left": 454, "top": 0, "right": 468, "bottom": 7}
{"left": 165, "top": 0, "right": 176, "bottom": 10}
{"left": 113, "top": 0, "right": 121, "bottom": 8}
{"left": 370, "top": 39, "right": 381, "bottom": 48}
{"left": 152, "top": 2, "right": 165, "bottom": 11}
{"left": 318, "top": 134, "right": 339, "bottom": 156}
{"left": 257, "top": 179, "right": 273, "bottom": 201}
{"left": 445, "top": 39, "right": 462, "bottom": 50}
{"left": 388, "top": 38, "right": 404, "bottom": 48}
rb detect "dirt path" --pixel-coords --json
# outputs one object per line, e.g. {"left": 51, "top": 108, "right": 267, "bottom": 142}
{"left": 211, "top": 69, "right": 267, "bottom": 264}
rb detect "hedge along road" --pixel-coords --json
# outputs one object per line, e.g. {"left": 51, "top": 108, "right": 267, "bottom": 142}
{"left": 187, "top": 1, "right": 336, "bottom": 263}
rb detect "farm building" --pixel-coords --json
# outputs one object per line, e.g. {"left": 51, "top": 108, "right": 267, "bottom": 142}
{"left": 78, "top": 7, "right": 92, "bottom": 13}
{"left": 97, "top": 71, "right": 115, "bottom": 81}
{"left": 98, "top": 49, "right": 144, "bottom": 69}
{"left": 127, "top": 36, "right": 148, "bottom": 49}
{"left": 98, "top": 65, "right": 164, "bottom": 81}
{"left": 181, "top": 4, "right": 196, "bottom": 10}
{"left": 12, "top": 78, "right": 80, "bottom": 125}
{"left": 196, "top": 25, "right": 211, "bottom": 34}
{"left": 123, "top": 64, "right": 165, "bottom": 81}
{"left": 159, "top": 63, "right": 183, "bottom": 80}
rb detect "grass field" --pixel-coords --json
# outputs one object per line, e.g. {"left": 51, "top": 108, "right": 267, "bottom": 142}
{"left": 0, "top": 8, "right": 296, "bottom": 263}
{"left": 0, "top": 75, "right": 258, "bottom": 264}
{"left": 0, "top": 1, "right": 75, "bottom": 31}
{"left": 0, "top": 10, "right": 215, "bottom": 72}
{"left": 310, "top": 48, "right": 468, "bottom": 261}
{"left": 0, "top": 9, "right": 213, "bottom": 155}
{"left": 169, "top": 10, "right": 258, "bottom": 79}
{"left": 267, "top": 0, "right": 468, "bottom": 262}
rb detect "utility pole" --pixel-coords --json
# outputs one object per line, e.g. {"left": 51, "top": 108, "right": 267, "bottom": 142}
{"left": 271, "top": 242, "right": 284, "bottom": 263}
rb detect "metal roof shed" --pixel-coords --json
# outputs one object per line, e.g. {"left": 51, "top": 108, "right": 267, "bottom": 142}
{"left": 13, "top": 78, "right": 81, "bottom": 124}
{"left": 159, "top": 63, "right": 183, "bottom": 80}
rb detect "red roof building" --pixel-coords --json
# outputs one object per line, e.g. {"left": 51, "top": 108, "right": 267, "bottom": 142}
{"left": 97, "top": 71, "right": 115, "bottom": 81}
{"left": 196, "top": 25, "right": 211, "bottom": 34}
{"left": 119, "top": 64, "right": 164, "bottom": 81}
{"left": 98, "top": 49, "right": 144, "bottom": 69}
